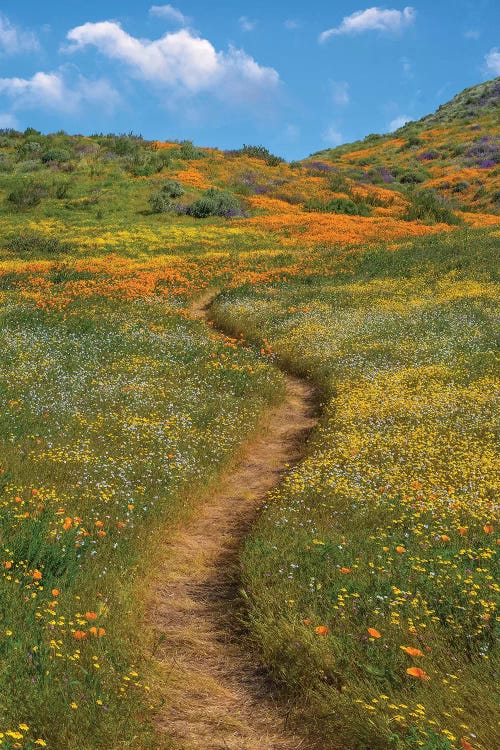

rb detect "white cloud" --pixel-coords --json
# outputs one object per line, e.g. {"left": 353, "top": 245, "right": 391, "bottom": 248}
{"left": 320, "top": 6, "right": 415, "bottom": 43}
{"left": 330, "top": 80, "right": 350, "bottom": 107}
{"left": 284, "top": 20, "right": 300, "bottom": 30}
{"left": 0, "top": 70, "right": 120, "bottom": 114}
{"left": 389, "top": 114, "right": 411, "bottom": 131}
{"left": 0, "top": 112, "right": 18, "bottom": 128}
{"left": 65, "top": 21, "right": 280, "bottom": 104}
{"left": 239, "top": 16, "right": 257, "bottom": 32}
{"left": 485, "top": 48, "right": 500, "bottom": 75}
{"left": 323, "top": 126, "right": 344, "bottom": 146}
{"left": 0, "top": 13, "right": 39, "bottom": 55}
{"left": 464, "top": 29, "right": 480, "bottom": 40}
{"left": 149, "top": 5, "right": 188, "bottom": 26}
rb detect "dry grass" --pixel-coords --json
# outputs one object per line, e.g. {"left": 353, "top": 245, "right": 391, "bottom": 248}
{"left": 146, "top": 295, "right": 319, "bottom": 750}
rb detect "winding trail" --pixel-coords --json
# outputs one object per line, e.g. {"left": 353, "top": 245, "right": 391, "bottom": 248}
{"left": 149, "top": 293, "right": 319, "bottom": 750}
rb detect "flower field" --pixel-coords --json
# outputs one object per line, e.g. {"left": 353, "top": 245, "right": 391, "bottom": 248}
{"left": 0, "top": 78, "right": 498, "bottom": 749}
{"left": 0, "top": 294, "right": 283, "bottom": 749}
{"left": 212, "top": 231, "right": 499, "bottom": 750}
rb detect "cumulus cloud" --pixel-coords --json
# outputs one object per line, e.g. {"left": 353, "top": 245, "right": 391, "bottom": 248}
{"left": 149, "top": 5, "right": 188, "bottom": 26}
{"left": 0, "top": 13, "right": 39, "bottom": 54}
{"left": 485, "top": 48, "right": 500, "bottom": 75}
{"left": 389, "top": 114, "right": 411, "bottom": 131}
{"left": 65, "top": 21, "right": 280, "bottom": 104}
{"left": 320, "top": 6, "right": 415, "bottom": 43}
{"left": 0, "top": 70, "right": 120, "bottom": 114}
{"left": 330, "top": 80, "right": 350, "bottom": 107}
{"left": 239, "top": 16, "right": 257, "bottom": 32}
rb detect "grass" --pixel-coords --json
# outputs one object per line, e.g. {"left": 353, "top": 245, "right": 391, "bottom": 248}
{"left": 0, "top": 295, "right": 283, "bottom": 749}
{"left": 211, "top": 230, "right": 499, "bottom": 750}
{"left": 0, "top": 108, "right": 497, "bottom": 750}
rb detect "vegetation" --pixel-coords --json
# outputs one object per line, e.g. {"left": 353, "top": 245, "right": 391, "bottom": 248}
{"left": 0, "top": 78, "right": 498, "bottom": 750}
{"left": 212, "top": 230, "right": 498, "bottom": 750}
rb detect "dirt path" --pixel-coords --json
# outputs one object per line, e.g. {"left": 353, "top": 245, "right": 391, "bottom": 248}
{"left": 149, "top": 293, "right": 319, "bottom": 750}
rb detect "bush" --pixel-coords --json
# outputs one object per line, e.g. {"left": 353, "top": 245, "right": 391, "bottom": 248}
{"left": 403, "top": 189, "right": 462, "bottom": 225}
{"left": 41, "top": 148, "right": 72, "bottom": 164}
{"left": 178, "top": 140, "right": 205, "bottom": 160}
{"left": 188, "top": 188, "right": 242, "bottom": 218}
{"left": 304, "top": 196, "right": 371, "bottom": 216}
{"left": 398, "top": 169, "right": 427, "bottom": 184}
{"left": 149, "top": 181, "right": 185, "bottom": 213}
{"left": 229, "top": 144, "right": 284, "bottom": 165}
{"left": 5, "top": 231, "right": 74, "bottom": 255}
{"left": 6, "top": 180, "right": 47, "bottom": 209}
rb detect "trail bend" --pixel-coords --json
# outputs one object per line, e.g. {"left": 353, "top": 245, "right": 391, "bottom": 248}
{"left": 149, "top": 292, "right": 320, "bottom": 750}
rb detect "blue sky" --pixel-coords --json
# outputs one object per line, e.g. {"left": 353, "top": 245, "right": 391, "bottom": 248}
{"left": 0, "top": 1, "right": 498, "bottom": 159}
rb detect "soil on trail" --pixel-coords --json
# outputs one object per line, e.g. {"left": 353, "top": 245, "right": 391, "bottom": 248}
{"left": 149, "top": 293, "right": 319, "bottom": 750}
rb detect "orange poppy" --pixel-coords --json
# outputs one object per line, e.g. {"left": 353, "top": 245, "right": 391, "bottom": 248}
{"left": 73, "top": 630, "right": 88, "bottom": 640}
{"left": 458, "top": 526, "right": 468, "bottom": 535}
{"left": 406, "top": 667, "right": 430, "bottom": 680}
{"left": 340, "top": 567, "right": 353, "bottom": 574}
{"left": 4, "top": 561, "right": 12, "bottom": 569}
{"left": 315, "top": 625, "right": 329, "bottom": 636}
{"left": 483, "top": 525, "right": 494, "bottom": 534}
{"left": 400, "top": 646, "right": 424, "bottom": 657}
{"left": 52, "top": 589, "right": 60, "bottom": 597}
{"left": 89, "top": 626, "right": 106, "bottom": 637}
{"left": 84, "top": 612, "right": 98, "bottom": 621}
{"left": 461, "top": 739, "right": 475, "bottom": 750}
{"left": 396, "top": 546, "right": 406, "bottom": 554}
{"left": 32, "top": 570, "right": 42, "bottom": 581}
{"left": 94, "top": 520, "right": 104, "bottom": 529}
{"left": 367, "top": 628, "right": 381, "bottom": 638}
{"left": 303, "top": 619, "right": 312, "bottom": 626}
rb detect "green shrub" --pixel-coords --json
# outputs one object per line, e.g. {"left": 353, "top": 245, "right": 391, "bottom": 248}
{"left": 403, "top": 189, "right": 462, "bottom": 225}
{"left": 178, "top": 140, "right": 205, "bottom": 160}
{"left": 5, "top": 231, "right": 74, "bottom": 255}
{"left": 304, "top": 196, "right": 371, "bottom": 216}
{"left": 188, "top": 188, "right": 242, "bottom": 218}
{"left": 149, "top": 181, "right": 185, "bottom": 213}
{"left": 398, "top": 169, "right": 426, "bottom": 184}
{"left": 41, "top": 148, "right": 72, "bottom": 164}
{"left": 6, "top": 180, "right": 47, "bottom": 209}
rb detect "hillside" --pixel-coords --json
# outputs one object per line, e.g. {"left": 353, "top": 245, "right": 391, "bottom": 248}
{"left": 310, "top": 77, "right": 500, "bottom": 215}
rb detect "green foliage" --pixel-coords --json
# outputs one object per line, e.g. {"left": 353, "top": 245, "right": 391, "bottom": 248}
{"left": 188, "top": 188, "right": 242, "bottom": 218}
{"left": 402, "top": 189, "right": 462, "bottom": 225}
{"left": 149, "top": 180, "right": 184, "bottom": 213}
{"left": 6, "top": 179, "right": 47, "bottom": 209}
{"left": 232, "top": 144, "right": 285, "bottom": 165}
{"left": 304, "top": 196, "right": 371, "bottom": 216}
{"left": 4, "top": 231, "right": 75, "bottom": 255}
{"left": 41, "top": 148, "right": 72, "bottom": 164}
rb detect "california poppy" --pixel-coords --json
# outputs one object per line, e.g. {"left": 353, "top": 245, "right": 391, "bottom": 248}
{"left": 461, "top": 739, "right": 475, "bottom": 750}
{"left": 406, "top": 667, "right": 430, "bottom": 680}
{"left": 483, "top": 525, "right": 494, "bottom": 534}
{"left": 367, "top": 628, "right": 381, "bottom": 638}
{"left": 73, "top": 630, "right": 88, "bottom": 640}
{"left": 89, "top": 626, "right": 106, "bottom": 637}
{"left": 84, "top": 612, "right": 98, "bottom": 621}
{"left": 400, "top": 646, "right": 424, "bottom": 657}
{"left": 315, "top": 625, "right": 329, "bottom": 636}
{"left": 396, "top": 545, "right": 405, "bottom": 554}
